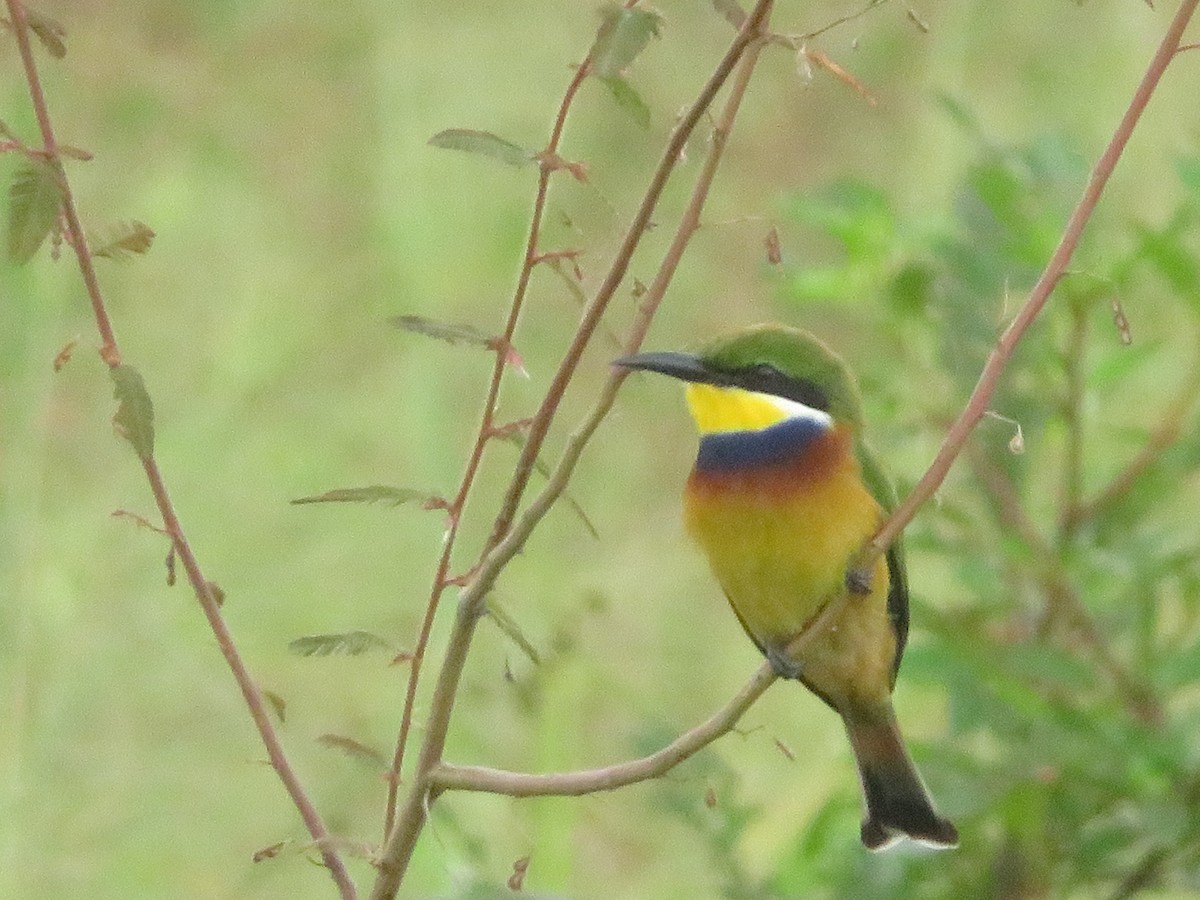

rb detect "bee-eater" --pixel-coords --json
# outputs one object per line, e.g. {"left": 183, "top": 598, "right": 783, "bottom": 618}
{"left": 615, "top": 324, "right": 957, "bottom": 851}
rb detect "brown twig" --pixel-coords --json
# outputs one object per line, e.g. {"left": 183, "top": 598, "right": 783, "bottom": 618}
{"left": 484, "top": 0, "right": 775, "bottom": 555}
{"left": 7, "top": 0, "right": 119, "bottom": 365}
{"left": 867, "top": 0, "right": 1200, "bottom": 567}
{"left": 4, "top": 3, "right": 356, "bottom": 896}
{"left": 380, "top": 12, "right": 607, "bottom": 839}
{"left": 367, "top": 5, "right": 776, "bottom": 897}
{"left": 429, "top": 560, "right": 866, "bottom": 798}
{"left": 433, "top": 664, "right": 777, "bottom": 796}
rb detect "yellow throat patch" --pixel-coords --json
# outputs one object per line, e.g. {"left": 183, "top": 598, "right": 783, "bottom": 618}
{"left": 685, "top": 382, "right": 826, "bottom": 435}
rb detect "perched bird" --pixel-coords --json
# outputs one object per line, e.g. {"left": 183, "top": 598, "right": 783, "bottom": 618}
{"left": 615, "top": 324, "right": 957, "bottom": 851}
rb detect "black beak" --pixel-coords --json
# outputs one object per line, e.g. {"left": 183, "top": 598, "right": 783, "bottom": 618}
{"left": 612, "top": 351, "right": 722, "bottom": 385}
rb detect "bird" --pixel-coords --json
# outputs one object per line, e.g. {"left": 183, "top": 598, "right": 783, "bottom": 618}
{"left": 614, "top": 323, "right": 958, "bottom": 851}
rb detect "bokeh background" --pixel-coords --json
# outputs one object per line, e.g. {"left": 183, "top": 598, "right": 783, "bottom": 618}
{"left": 3, "top": 1, "right": 1200, "bottom": 897}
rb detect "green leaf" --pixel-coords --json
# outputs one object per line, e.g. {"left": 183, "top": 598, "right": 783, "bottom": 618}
{"left": 428, "top": 128, "right": 535, "bottom": 168}
{"left": 485, "top": 595, "right": 541, "bottom": 666}
{"left": 1132, "top": 221, "right": 1200, "bottom": 296}
{"left": 885, "top": 261, "right": 934, "bottom": 317}
{"left": 110, "top": 365, "right": 155, "bottom": 460}
{"left": 26, "top": 9, "right": 67, "bottom": 59}
{"left": 1176, "top": 156, "right": 1200, "bottom": 197}
{"left": 1088, "top": 340, "right": 1158, "bottom": 390}
{"left": 390, "top": 314, "right": 493, "bottom": 348}
{"left": 711, "top": 0, "right": 747, "bottom": 28}
{"left": 7, "top": 160, "right": 63, "bottom": 263}
{"left": 91, "top": 220, "right": 156, "bottom": 261}
{"left": 316, "top": 733, "right": 387, "bottom": 768}
{"left": 288, "top": 631, "right": 391, "bottom": 657}
{"left": 290, "top": 485, "right": 443, "bottom": 508}
{"left": 390, "top": 314, "right": 527, "bottom": 372}
{"left": 600, "top": 76, "right": 651, "bottom": 129}
{"left": 262, "top": 689, "right": 287, "bottom": 724}
{"left": 590, "top": 4, "right": 664, "bottom": 78}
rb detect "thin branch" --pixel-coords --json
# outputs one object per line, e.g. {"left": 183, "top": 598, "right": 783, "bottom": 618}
{"left": 142, "top": 462, "right": 363, "bottom": 892}
{"left": 431, "top": 569, "right": 860, "bottom": 798}
{"left": 483, "top": 0, "right": 775, "bottom": 555}
{"left": 496, "top": 1, "right": 776, "bottom": 567}
{"left": 381, "top": 22, "right": 602, "bottom": 840}
{"left": 367, "top": 5, "right": 775, "bottom": 897}
{"left": 433, "top": 665, "right": 776, "bottom": 796}
{"left": 6, "top": 0, "right": 119, "bottom": 365}
{"left": 867, "top": 0, "right": 1200, "bottom": 567}
{"left": 371, "top": 1, "right": 1198, "bottom": 894}
{"left": 4, "top": 3, "right": 355, "bottom": 895}
{"left": 796, "top": 0, "right": 887, "bottom": 42}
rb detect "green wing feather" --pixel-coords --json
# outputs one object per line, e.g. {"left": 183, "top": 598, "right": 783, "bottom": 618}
{"left": 856, "top": 437, "right": 910, "bottom": 684}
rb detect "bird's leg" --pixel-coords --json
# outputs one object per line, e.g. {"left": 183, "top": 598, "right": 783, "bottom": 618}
{"left": 764, "top": 642, "right": 804, "bottom": 680}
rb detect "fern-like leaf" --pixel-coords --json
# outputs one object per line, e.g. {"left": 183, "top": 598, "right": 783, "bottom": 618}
{"left": 288, "top": 631, "right": 391, "bottom": 657}
{"left": 8, "top": 160, "right": 63, "bottom": 263}
{"left": 91, "top": 220, "right": 155, "bottom": 261}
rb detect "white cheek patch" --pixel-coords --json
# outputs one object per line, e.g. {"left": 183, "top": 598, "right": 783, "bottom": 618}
{"left": 758, "top": 390, "right": 834, "bottom": 430}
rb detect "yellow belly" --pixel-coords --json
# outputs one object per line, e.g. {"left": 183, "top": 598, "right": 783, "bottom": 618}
{"left": 684, "top": 452, "right": 898, "bottom": 707}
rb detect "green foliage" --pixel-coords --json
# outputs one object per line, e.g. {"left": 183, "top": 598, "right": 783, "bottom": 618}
{"left": 485, "top": 595, "right": 542, "bottom": 666}
{"left": 315, "top": 733, "right": 387, "bottom": 768}
{"left": 109, "top": 364, "right": 155, "bottom": 460}
{"left": 290, "top": 485, "right": 442, "bottom": 508}
{"left": 599, "top": 76, "right": 651, "bottom": 129}
{"left": 90, "top": 219, "right": 155, "bottom": 261}
{"left": 711, "top": 0, "right": 748, "bottom": 29}
{"left": 777, "top": 128, "right": 1200, "bottom": 897}
{"left": 589, "top": 4, "right": 663, "bottom": 78}
{"left": 287, "top": 631, "right": 391, "bottom": 657}
{"left": 7, "top": 159, "right": 63, "bottom": 263}
{"left": 24, "top": 9, "right": 68, "bottom": 59}
{"left": 390, "top": 313, "right": 525, "bottom": 371}
{"left": 427, "top": 128, "right": 536, "bottom": 168}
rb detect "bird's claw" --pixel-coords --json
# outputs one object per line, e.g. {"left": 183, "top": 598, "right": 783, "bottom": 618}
{"left": 845, "top": 565, "right": 872, "bottom": 596}
{"left": 766, "top": 644, "right": 803, "bottom": 680}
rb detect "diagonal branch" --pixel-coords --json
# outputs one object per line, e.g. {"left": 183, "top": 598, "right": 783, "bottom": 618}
{"left": 4, "top": 3, "right": 356, "bottom": 896}
{"left": 430, "top": 567, "right": 862, "bottom": 798}
{"left": 367, "top": 4, "right": 776, "bottom": 897}
{"left": 433, "top": 665, "right": 776, "bottom": 796}
{"left": 381, "top": 13, "right": 607, "bottom": 839}
{"left": 866, "top": 0, "right": 1200, "bottom": 567}
{"left": 483, "top": 0, "right": 776, "bottom": 554}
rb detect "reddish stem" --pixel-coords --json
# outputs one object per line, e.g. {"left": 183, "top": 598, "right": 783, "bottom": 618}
{"left": 5, "top": 2, "right": 356, "bottom": 895}
{"left": 870, "top": 0, "right": 1200, "bottom": 560}
{"left": 380, "top": 35, "right": 598, "bottom": 840}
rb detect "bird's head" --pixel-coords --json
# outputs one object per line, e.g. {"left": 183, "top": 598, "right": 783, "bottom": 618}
{"left": 614, "top": 324, "right": 864, "bottom": 435}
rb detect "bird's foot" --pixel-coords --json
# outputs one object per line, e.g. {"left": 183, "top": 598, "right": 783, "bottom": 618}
{"left": 765, "top": 644, "right": 803, "bottom": 680}
{"left": 845, "top": 564, "right": 873, "bottom": 596}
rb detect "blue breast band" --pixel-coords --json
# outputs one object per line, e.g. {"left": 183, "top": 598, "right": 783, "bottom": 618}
{"left": 696, "top": 416, "right": 828, "bottom": 472}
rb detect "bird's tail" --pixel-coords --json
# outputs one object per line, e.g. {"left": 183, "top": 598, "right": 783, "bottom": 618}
{"left": 842, "top": 702, "right": 958, "bottom": 851}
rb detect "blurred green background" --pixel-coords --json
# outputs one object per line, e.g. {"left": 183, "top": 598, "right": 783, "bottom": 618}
{"left": 4, "top": 1, "right": 1200, "bottom": 897}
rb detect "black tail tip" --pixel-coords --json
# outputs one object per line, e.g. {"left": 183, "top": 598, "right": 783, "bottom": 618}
{"left": 861, "top": 816, "right": 959, "bottom": 852}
